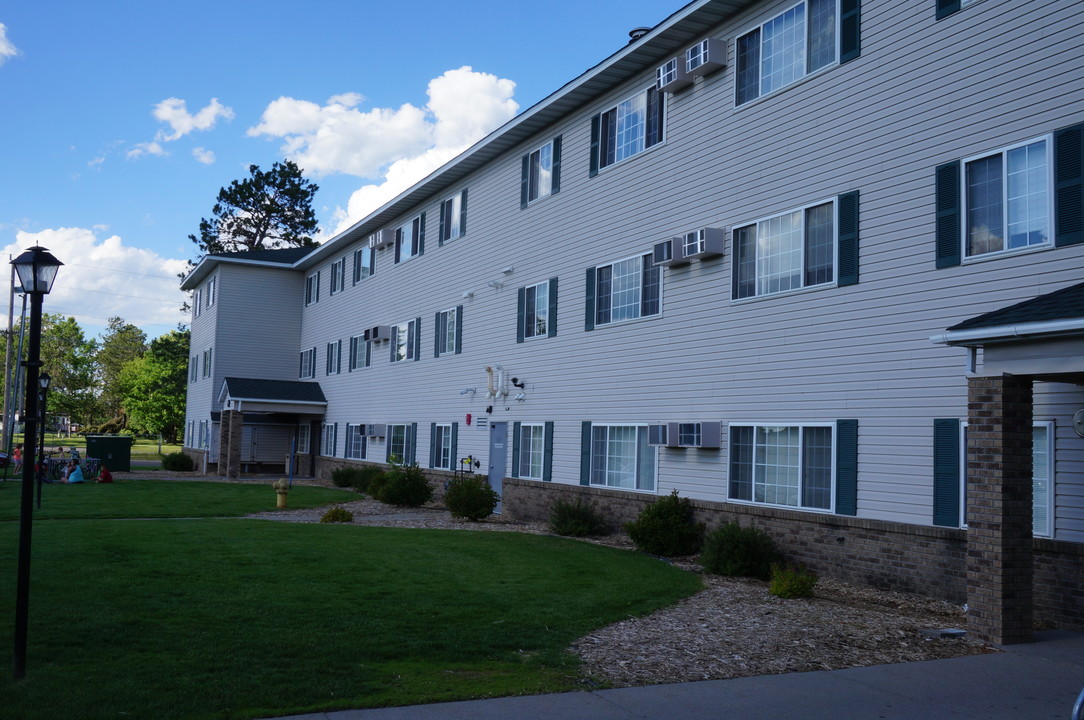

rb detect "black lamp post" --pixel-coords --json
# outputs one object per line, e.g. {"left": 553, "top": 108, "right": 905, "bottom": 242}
{"left": 11, "top": 246, "right": 62, "bottom": 680}
{"left": 36, "top": 372, "right": 50, "bottom": 510}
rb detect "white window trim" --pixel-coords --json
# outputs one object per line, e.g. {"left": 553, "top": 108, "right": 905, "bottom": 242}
{"left": 205, "top": 276, "right": 217, "bottom": 307}
{"left": 346, "top": 424, "right": 367, "bottom": 460}
{"left": 434, "top": 422, "right": 453, "bottom": 470}
{"left": 320, "top": 422, "right": 337, "bottom": 457}
{"left": 441, "top": 191, "right": 464, "bottom": 242}
{"left": 299, "top": 347, "right": 316, "bottom": 379}
{"left": 330, "top": 257, "right": 347, "bottom": 295}
{"left": 727, "top": 422, "right": 837, "bottom": 513}
{"left": 437, "top": 308, "right": 458, "bottom": 355}
{"left": 391, "top": 320, "right": 417, "bottom": 363}
{"left": 397, "top": 215, "right": 422, "bottom": 263}
{"left": 589, "top": 423, "right": 657, "bottom": 494}
{"left": 353, "top": 246, "right": 374, "bottom": 284}
{"left": 305, "top": 273, "right": 320, "bottom": 306}
{"left": 326, "top": 340, "right": 342, "bottom": 375}
{"left": 593, "top": 252, "right": 663, "bottom": 328}
{"left": 597, "top": 86, "right": 666, "bottom": 173}
{"left": 519, "top": 422, "right": 546, "bottom": 480}
{"left": 296, "top": 425, "right": 310, "bottom": 455}
{"left": 959, "top": 134, "right": 1054, "bottom": 264}
{"left": 527, "top": 140, "right": 554, "bottom": 204}
{"left": 193, "top": 288, "right": 203, "bottom": 318}
{"left": 523, "top": 281, "right": 550, "bottom": 340}
{"left": 387, "top": 423, "right": 410, "bottom": 463}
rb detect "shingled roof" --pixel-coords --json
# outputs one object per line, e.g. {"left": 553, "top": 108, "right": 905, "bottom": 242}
{"left": 947, "top": 281, "right": 1084, "bottom": 331}
{"left": 219, "top": 377, "right": 326, "bottom": 404}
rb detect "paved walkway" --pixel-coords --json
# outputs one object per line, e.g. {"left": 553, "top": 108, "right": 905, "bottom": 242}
{"left": 267, "top": 630, "right": 1084, "bottom": 720}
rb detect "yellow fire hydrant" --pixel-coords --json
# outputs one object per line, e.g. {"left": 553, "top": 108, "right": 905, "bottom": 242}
{"left": 272, "top": 478, "right": 289, "bottom": 509}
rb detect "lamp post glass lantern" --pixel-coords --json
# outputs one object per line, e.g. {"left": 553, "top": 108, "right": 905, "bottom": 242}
{"left": 11, "top": 245, "right": 62, "bottom": 680}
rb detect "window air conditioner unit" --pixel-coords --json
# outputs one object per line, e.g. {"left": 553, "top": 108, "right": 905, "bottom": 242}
{"left": 648, "top": 424, "right": 670, "bottom": 447}
{"left": 370, "top": 325, "right": 392, "bottom": 342}
{"left": 653, "top": 238, "right": 688, "bottom": 267}
{"left": 656, "top": 57, "right": 692, "bottom": 93}
{"left": 685, "top": 38, "right": 726, "bottom": 77}
{"left": 681, "top": 227, "right": 725, "bottom": 261}
{"left": 370, "top": 229, "right": 394, "bottom": 250}
{"left": 366, "top": 423, "right": 387, "bottom": 438}
{"left": 669, "top": 421, "right": 722, "bottom": 449}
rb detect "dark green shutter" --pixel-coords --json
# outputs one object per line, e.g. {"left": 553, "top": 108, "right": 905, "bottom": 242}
{"left": 935, "top": 161, "right": 962, "bottom": 268}
{"left": 584, "top": 267, "right": 596, "bottom": 332}
{"left": 835, "top": 419, "right": 858, "bottom": 516}
{"left": 551, "top": 135, "right": 562, "bottom": 194}
{"left": 839, "top": 0, "right": 861, "bottom": 63}
{"left": 450, "top": 423, "right": 458, "bottom": 469}
{"left": 580, "top": 421, "right": 592, "bottom": 486}
{"left": 438, "top": 201, "right": 446, "bottom": 247}
{"left": 510, "top": 422, "right": 521, "bottom": 478}
{"left": 547, "top": 277, "right": 558, "bottom": 337}
{"left": 394, "top": 228, "right": 402, "bottom": 263}
{"left": 413, "top": 317, "right": 422, "bottom": 361}
{"left": 429, "top": 423, "right": 437, "bottom": 468}
{"left": 417, "top": 213, "right": 426, "bottom": 256}
{"left": 460, "top": 189, "right": 468, "bottom": 236}
{"left": 837, "top": 190, "right": 859, "bottom": 286}
{"left": 409, "top": 423, "right": 418, "bottom": 464}
{"left": 543, "top": 421, "right": 554, "bottom": 482}
{"left": 516, "top": 287, "right": 526, "bottom": 343}
{"left": 933, "top": 419, "right": 962, "bottom": 527}
{"left": 589, "top": 115, "right": 600, "bottom": 178}
{"left": 454, "top": 305, "right": 463, "bottom": 354}
{"left": 434, "top": 312, "right": 442, "bottom": 358}
{"left": 1055, "top": 122, "right": 1084, "bottom": 247}
{"left": 936, "top": 0, "right": 960, "bottom": 19}
{"left": 520, "top": 155, "right": 529, "bottom": 209}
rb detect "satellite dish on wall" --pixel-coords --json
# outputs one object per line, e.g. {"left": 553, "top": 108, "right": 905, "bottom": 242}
{"left": 1074, "top": 409, "right": 1084, "bottom": 438}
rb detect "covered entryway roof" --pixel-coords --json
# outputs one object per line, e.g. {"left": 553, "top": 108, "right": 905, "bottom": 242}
{"left": 218, "top": 377, "right": 327, "bottom": 416}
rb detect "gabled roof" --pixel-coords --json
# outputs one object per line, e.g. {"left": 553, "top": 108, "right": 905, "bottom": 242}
{"left": 218, "top": 377, "right": 327, "bottom": 404}
{"left": 211, "top": 247, "right": 316, "bottom": 264}
{"left": 932, "top": 281, "right": 1084, "bottom": 346}
{"left": 181, "top": 247, "right": 318, "bottom": 289}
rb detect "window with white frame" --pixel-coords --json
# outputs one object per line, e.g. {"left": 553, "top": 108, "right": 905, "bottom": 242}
{"left": 346, "top": 424, "right": 367, "bottom": 460}
{"left": 592, "top": 253, "right": 660, "bottom": 326}
{"left": 391, "top": 320, "right": 418, "bottom": 363}
{"left": 519, "top": 423, "right": 545, "bottom": 479}
{"left": 321, "top": 422, "right": 337, "bottom": 457}
{"left": 524, "top": 281, "right": 549, "bottom": 339}
{"left": 299, "top": 347, "right": 316, "bottom": 379}
{"left": 330, "top": 257, "right": 346, "bottom": 295}
{"left": 435, "top": 307, "right": 460, "bottom": 356}
{"left": 198, "top": 420, "right": 208, "bottom": 449}
{"left": 186, "top": 420, "right": 194, "bottom": 448}
{"left": 736, "top": 0, "right": 840, "bottom": 105}
{"left": 354, "top": 246, "right": 374, "bottom": 284}
{"left": 296, "top": 424, "right": 310, "bottom": 454}
{"left": 527, "top": 140, "right": 555, "bottom": 203}
{"left": 733, "top": 199, "right": 835, "bottom": 299}
{"left": 964, "top": 137, "right": 1051, "bottom": 259}
{"left": 325, "top": 340, "right": 341, "bottom": 375}
{"left": 594, "top": 87, "right": 665, "bottom": 171}
{"left": 193, "top": 288, "right": 202, "bottom": 318}
{"left": 440, "top": 190, "right": 465, "bottom": 243}
{"left": 433, "top": 423, "right": 453, "bottom": 470}
{"left": 388, "top": 423, "right": 409, "bottom": 463}
{"left": 201, "top": 348, "right": 213, "bottom": 379}
{"left": 348, "top": 334, "right": 371, "bottom": 371}
{"left": 205, "top": 276, "right": 217, "bottom": 308}
{"left": 729, "top": 424, "right": 833, "bottom": 510}
{"left": 395, "top": 215, "right": 424, "bottom": 263}
{"left": 305, "top": 272, "right": 320, "bottom": 305}
{"left": 590, "top": 425, "right": 655, "bottom": 491}
{"left": 189, "top": 356, "right": 198, "bottom": 383}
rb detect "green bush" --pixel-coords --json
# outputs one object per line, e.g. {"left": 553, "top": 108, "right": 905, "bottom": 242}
{"left": 769, "top": 563, "right": 819, "bottom": 598}
{"left": 548, "top": 496, "right": 610, "bottom": 537}
{"left": 161, "top": 452, "right": 194, "bottom": 471}
{"left": 700, "top": 522, "right": 781, "bottom": 580}
{"left": 624, "top": 490, "right": 705, "bottom": 557}
{"left": 330, "top": 467, "right": 363, "bottom": 488}
{"left": 355, "top": 465, "right": 386, "bottom": 494}
{"left": 373, "top": 461, "right": 432, "bottom": 507}
{"left": 319, "top": 506, "right": 354, "bottom": 524}
{"left": 444, "top": 476, "right": 500, "bottom": 521}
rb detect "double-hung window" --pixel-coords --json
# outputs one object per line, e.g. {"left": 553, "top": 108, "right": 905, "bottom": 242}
{"left": 729, "top": 424, "right": 834, "bottom": 510}
{"left": 434, "top": 306, "right": 462, "bottom": 357}
{"left": 518, "top": 423, "right": 545, "bottom": 479}
{"left": 325, "top": 340, "right": 341, "bottom": 375}
{"left": 963, "top": 138, "right": 1051, "bottom": 259}
{"left": 439, "top": 190, "right": 467, "bottom": 244}
{"left": 321, "top": 422, "right": 337, "bottom": 457}
{"left": 430, "top": 423, "right": 455, "bottom": 470}
{"left": 193, "top": 289, "right": 203, "bottom": 318}
{"left": 391, "top": 319, "right": 420, "bottom": 363}
{"left": 348, "top": 334, "right": 371, "bottom": 371}
{"left": 736, "top": 0, "right": 860, "bottom": 106}
{"left": 198, "top": 420, "right": 208, "bottom": 449}
{"left": 386, "top": 423, "right": 415, "bottom": 464}
{"left": 394, "top": 214, "right": 425, "bottom": 263}
{"left": 353, "top": 245, "right": 374, "bottom": 283}
{"left": 591, "top": 88, "right": 664, "bottom": 173}
{"left": 205, "top": 276, "right": 216, "bottom": 307}
{"left": 299, "top": 347, "right": 316, "bottom": 379}
{"left": 202, "top": 348, "right": 213, "bottom": 379}
{"left": 189, "top": 355, "right": 198, "bottom": 383}
{"left": 305, "top": 272, "right": 320, "bottom": 305}
{"left": 346, "top": 424, "right": 367, "bottom": 460}
{"left": 521, "top": 138, "right": 561, "bottom": 207}
{"left": 296, "top": 424, "right": 310, "bottom": 454}
{"left": 517, "top": 278, "right": 558, "bottom": 342}
{"left": 330, "top": 257, "right": 346, "bottom": 295}
{"left": 587, "top": 254, "right": 660, "bottom": 329}
{"left": 585, "top": 424, "right": 656, "bottom": 492}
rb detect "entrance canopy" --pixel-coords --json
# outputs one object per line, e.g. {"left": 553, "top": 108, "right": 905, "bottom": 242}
{"left": 217, "top": 377, "right": 327, "bottom": 416}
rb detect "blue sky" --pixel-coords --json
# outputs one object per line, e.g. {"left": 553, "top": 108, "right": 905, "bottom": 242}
{"left": 0, "top": 0, "right": 675, "bottom": 341}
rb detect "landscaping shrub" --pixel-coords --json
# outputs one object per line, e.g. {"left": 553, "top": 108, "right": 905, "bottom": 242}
{"left": 330, "top": 467, "right": 363, "bottom": 488}
{"left": 355, "top": 465, "right": 386, "bottom": 494}
{"left": 769, "top": 563, "right": 819, "bottom": 598}
{"left": 443, "top": 476, "right": 500, "bottom": 521}
{"left": 624, "top": 490, "right": 704, "bottom": 556}
{"left": 372, "top": 461, "right": 432, "bottom": 507}
{"left": 548, "top": 495, "right": 610, "bottom": 537}
{"left": 161, "top": 452, "right": 194, "bottom": 471}
{"left": 700, "top": 522, "right": 781, "bottom": 580}
{"left": 319, "top": 506, "right": 354, "bottom": 523}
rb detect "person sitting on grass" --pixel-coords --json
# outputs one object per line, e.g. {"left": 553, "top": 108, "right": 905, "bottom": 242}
{"left": 63, "top": 459, "right": 85, "bottom": 484}
{"left": 96, "top": 465, "right": 113, "bottom": 484}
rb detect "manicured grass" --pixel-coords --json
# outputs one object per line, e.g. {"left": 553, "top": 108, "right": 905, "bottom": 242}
{"left": 0, "top": 519, "right": 701, "bottom": 719}
{"left": 0, "top": 479, "right": 358, "bottom": 521}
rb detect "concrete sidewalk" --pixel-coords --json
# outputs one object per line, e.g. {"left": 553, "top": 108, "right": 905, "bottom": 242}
{"left": 269, "top": 630, "right": 1084, "bottom": 720}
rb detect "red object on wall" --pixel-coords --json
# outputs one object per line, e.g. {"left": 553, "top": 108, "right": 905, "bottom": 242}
{"left": 466, "top": 413, "right": 472, "bottom": 426}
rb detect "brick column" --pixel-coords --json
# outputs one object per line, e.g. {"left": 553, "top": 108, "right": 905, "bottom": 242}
{"left": 966, "top": 374, "right": 1033, "bottom": 644}
{"left": 217, "top": 415, "right": 230, "bottom": 476}
{"left": 220, "top": 409, "right": 243, "bottom": 479}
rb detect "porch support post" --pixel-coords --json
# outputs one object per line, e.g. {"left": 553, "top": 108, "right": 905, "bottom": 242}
{"left": 966, "top": 373, "right": 1033, "bottom": 644}
{"left": 221, "top": 409, "right": 243, "bottom": 479}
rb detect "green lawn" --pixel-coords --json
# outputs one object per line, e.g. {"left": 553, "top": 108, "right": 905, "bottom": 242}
{"left": 0, "top": 479, "right": 358, "bottom": 521}
{"left": 0, "top": 483, "right": 701, "bottom": 719}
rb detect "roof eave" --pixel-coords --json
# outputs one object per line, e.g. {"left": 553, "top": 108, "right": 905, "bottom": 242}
{"left": 930, "top": 318, "right": 1084, "bottom": 347}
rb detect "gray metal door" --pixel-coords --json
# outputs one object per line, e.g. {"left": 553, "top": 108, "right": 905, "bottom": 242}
{"left": 488, "top": 421, "right": 507, "bottom": 514}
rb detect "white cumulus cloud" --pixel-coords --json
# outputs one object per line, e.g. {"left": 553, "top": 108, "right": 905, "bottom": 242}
{"left": 0, "top": 24, "right": 18, "bottom": 66}
{"left": 153, "top": 97, "right": 234, "bottom": 142}
{"left": 6, "top": 227, "right": 188, "bottom": 337}
{"left": 192, "top": 147, "right": 215, "bottom": 165}
{"left": 127, "top": 141, "right": 166, "bottom": 159}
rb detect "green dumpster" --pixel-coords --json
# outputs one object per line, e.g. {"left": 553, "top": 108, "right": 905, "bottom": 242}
{"left": 85, "top": 435, "right": 133, "bottom": 472}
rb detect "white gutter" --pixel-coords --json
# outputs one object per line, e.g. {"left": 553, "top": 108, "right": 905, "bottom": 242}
{"left": 930, "top": 317, "right": 1084, "bottom": 346}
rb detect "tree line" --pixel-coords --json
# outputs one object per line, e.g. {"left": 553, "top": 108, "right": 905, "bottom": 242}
{"left": 4, "top": 316, "right": 189, "bottom": 443}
